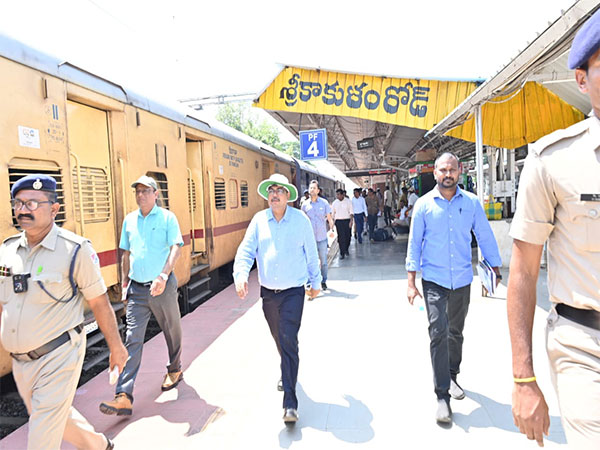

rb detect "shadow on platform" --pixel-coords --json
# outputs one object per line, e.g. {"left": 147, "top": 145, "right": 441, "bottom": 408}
{"left": 453, "top": 390, "right": 566, "bottom": 445}
{"left": 278, "top": 384, "right": 374, "bottom": 448}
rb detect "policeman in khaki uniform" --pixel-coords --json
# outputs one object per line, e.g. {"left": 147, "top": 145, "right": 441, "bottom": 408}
{"left": 0, "top": 174, "right": 127, "bottom": 449}
{"left": 508, "top": 11, "right": 600, "bottom": 448}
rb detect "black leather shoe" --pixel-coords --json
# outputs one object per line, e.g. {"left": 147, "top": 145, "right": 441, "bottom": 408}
{"left": 283, "top": 408, "right": 299, "bottom": 424}
{"left": 450, "top": 379, "right": 465, "bottom": 400}
{"left": 321, "top": 282, "right": 328, "bottom": 290}
{"left": 340, "top": 254, "right": 345, "bottom": 260}
{"left": 436, "top": 399, "right": 452, "bottom": 424}
{"left": 277, "top": 378, "right": 283, "bottom": 391}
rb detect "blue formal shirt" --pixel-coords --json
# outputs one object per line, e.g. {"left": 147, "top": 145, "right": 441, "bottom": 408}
{"left": 233, "top": 206, "right": 322, "bottom": 290}
{"left": 406, "top": 186, "right": 502, "bottom": 289}
{"left": 301, "top": 197, "right": 332, "bottom": 242}
{"left": 120, "top": 205, "right": 183, "bottom": 283}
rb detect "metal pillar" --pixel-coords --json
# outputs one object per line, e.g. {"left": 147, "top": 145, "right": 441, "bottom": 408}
{"left": 475, "top": 105, "right": 484, "bottom": 205}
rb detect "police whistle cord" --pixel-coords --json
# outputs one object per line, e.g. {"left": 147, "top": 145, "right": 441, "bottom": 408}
{"left": 37, "top": 243, "right": 81, "bottom": 303}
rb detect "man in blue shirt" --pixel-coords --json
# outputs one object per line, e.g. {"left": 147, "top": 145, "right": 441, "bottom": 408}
{"left": 406, "top": 153, "right": 501, "bottom": 424}
{"left": 233, "top": 173, "right": 321, "bottom": 424}
{"left": 100, "top": 175, "right": 184, "bottom": 417}
{"left": 301, "top": 180, "right": 334, "bottom": 290}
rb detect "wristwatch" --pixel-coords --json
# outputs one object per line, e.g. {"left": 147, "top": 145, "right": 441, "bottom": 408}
{"left": 159, "top": 272, "right": 169, "bottom": 281}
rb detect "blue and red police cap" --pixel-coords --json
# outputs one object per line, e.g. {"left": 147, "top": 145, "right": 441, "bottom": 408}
{"left": 568, "top": 9, "right": 600, "bottom": 70}
{"left": 11, "top": 174, "right": 57, "bottom": 197}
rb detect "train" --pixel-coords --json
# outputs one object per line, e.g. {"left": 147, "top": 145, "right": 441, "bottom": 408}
{"left": 0, "top": 33, "right": 343, "bottom": 376}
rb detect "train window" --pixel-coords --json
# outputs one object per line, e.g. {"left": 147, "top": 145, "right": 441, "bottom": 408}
{"left": 214, "top": 178, "right": 226, "bottom": 210}
{"left": 146, "top": 171, "right": 170, "bottom": 209}
{"left": 8, "top": 165, "right": 66, "bottom": 228}
{"left": 71, "top": 166, "right": 110, "bottom": 223}
{"left": 240, "top": 181, "right": 249, "bottom": 207}
{"left": 187, "top": 177, "right": 197, "bottom": 212}
{"left": 228, "top": 179, "right": 238, "bottom": 209}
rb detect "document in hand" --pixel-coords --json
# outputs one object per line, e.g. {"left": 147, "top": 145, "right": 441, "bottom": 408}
{"left": 477, "top": 259, "right": 497, "bottom": 296}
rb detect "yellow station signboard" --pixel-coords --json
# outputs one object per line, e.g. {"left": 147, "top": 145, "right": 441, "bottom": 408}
{"left": 254, "top": 66, "right": 479, "bottom": 131}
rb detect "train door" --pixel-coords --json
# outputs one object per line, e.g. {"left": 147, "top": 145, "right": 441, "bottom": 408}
{"left": 66, "top": 101, "right": 119, "bottom": 287}
{"left": 185, "top": 140, "right": 207, "bottom": 258}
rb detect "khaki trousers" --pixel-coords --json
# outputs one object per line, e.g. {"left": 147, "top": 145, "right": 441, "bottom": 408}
{"left": 546, "top": 309, "right": 600, "bottom": 449}
{"left": 12, "top": 330, "right": 107, "bottom": 450}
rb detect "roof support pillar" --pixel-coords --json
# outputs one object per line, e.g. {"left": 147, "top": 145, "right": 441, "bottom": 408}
{"left": 475, "top": 105, "right": 484, "bottom": 205}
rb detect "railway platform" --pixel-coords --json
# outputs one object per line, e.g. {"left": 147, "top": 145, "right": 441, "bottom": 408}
{"left": 1, "top": 228, "right": 567, "bottom": 449}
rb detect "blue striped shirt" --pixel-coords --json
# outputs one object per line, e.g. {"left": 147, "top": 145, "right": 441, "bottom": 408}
{"left": 406, "top": 187, "right": 501, "bottom": 289}
{"left": 233, "top": 206, "right": 322, "bottom": 290}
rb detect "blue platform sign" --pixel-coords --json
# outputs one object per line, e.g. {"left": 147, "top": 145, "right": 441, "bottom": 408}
{"left": 299, "top": 128, "right": 327, "bottom": 160}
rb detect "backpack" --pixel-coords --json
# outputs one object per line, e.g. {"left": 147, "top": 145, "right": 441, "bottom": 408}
{"left": 373, "top": 228, "right": 390, "bottom": 241}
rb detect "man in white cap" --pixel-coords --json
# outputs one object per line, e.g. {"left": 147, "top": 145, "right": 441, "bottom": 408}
{"left": 233, "top": 173, "right": 321, "bottom": 424}
{"left": 100, "top": 175, "right": 184, "bottom": 416}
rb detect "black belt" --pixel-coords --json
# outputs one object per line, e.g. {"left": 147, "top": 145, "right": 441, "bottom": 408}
{"left": 131, "top": 279, "right": 152, "bottom": 287}
{"left": 261, "top": 286, "right": 303, "bottom": 295}
{"left": 10, "top": 324, "right": 84, "bottom": 362}
{"left": 556, "top": 303, "right": 600, "bottom": 331}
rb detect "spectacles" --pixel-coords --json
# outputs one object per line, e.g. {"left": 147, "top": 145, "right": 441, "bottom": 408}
{"left": 135, "top": 188, "right": 155, "bottom": 195}
{"left": 10, "top": 199, "right": 53, "bottom": 211}
{"left": 267, "top": 187, "right": 288, "bottom": 195}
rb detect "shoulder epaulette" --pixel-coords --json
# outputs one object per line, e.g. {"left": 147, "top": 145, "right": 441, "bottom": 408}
{"left": 2, "top": 233, "right": 21, "bottom": 245}
{"left": 530, "top": 118, "right": 591, "bottom": 156}
{"left": 56, "top": 228, "right": 88, "bottom": 245}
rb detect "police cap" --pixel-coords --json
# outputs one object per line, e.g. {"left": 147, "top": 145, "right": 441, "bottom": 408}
{"left": 11, "top": 174, "right": 57, "bottom": 197}
{"left": 568, "top": 9, "right": 600, "bottom": 70}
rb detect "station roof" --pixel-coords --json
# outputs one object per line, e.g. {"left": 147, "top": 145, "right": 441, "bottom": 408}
{"left": 253, "top": 66, "right": 481, "bottom": 180}
{"left": 425, "top": 0, "right": 599, "bottom": 150}
{"left": 254, "top": 0, "right": 599, "bottom": 182}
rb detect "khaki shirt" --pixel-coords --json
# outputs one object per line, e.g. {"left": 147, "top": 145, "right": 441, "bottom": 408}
{"left": 0, "top": 224, "right": 106, "bottom": 353}
{"left": 510, "top": 116, "right": 600, "bottom": 311}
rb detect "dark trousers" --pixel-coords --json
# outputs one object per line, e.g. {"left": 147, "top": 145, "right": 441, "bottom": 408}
{"left": 384, "top": 206, "right": 392, "bottom": 226}
{"left": 354, "top": 214, "right": 365, "bottom": 243}
{"left": 335, "top": 219, "right": 351, "bottom": 255}
{"left": 117, "top": 274, "right": 182, "bottom": 398}
{"left": 367, "top": 214, "right": 378, "bottom": 240}
{"left": 422, "top": 280, "right": 471, "bottom": 401}
{"left": 261, "top": 286, "right": 305, "bottom": 409}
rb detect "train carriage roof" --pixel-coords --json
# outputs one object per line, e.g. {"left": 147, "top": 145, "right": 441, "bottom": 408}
{"left": 0, "top": 33, "right": 305, "bottom": 169}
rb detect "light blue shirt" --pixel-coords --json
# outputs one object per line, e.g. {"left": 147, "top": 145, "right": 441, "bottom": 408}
{"left": 120, "top": 205, "right": 183, "bottom": 283}
{"left": 351, "top": 196, "right": 367, "bottom": 215}
{"left": 301, "top": 197, "right": 332, "bottom": 242}
{"left": 233, "top": 206, "right": 322, "bottom": 290}
{"left": 406, "top": 186, "right": 501, "bottom": 290}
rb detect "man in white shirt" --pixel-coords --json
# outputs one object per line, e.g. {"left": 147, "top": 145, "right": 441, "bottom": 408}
{"left": 351, "top": 188, "right": 368, "bottom": 244}
{"left": 332, "top": 189, "right": 354, "bottom": 259}
{"left": 406, "top": 187, "right": 420, "bottom": 224}
{"left": 383, "top": 186, "right": 394, "bottom": 226}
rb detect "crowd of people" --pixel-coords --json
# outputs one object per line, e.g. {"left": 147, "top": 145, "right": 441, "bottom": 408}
{"left": 1, "top": 10, "right": 599, "bottom": 449}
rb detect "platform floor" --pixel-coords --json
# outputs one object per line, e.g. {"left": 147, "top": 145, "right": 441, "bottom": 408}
{"left": 1, "top": 226, "right": 566, "bottom": 449}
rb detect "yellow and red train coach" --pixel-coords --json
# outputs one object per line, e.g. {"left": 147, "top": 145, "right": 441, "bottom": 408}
{"left": 0, "top": 34, "right": 341, "bottom": 376}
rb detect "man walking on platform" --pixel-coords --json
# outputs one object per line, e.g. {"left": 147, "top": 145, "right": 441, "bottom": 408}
{"left": 508, "top": 12, "right": 600, "bottom": 447}
{"left": 302, "top": 180, "right": 334, "bottom": 290}
{"left": 351, "top": 188, "right": 368, "bottom": 244}
{"left": 365, "top": 188, "right": 381, "bottom": 243}
{"left": 0, "top": 174, "right": 127, "bottom": 450}
{"left": 383, "top": 185, "right": 394, "bottom": 226}
{"left": 100, "top": 175, "right": 184, "bottom": 417}
{"left": 406, "top": 153, "right": 501, "bottom": 424}
{"left": 406, "top": 186, "right": 419, "bottom": 225}
{"left": 233, "top": 173, "right": 321, "bottom": 424}
{"left": 331, "top": 188, "right": 353, "bottom": 259}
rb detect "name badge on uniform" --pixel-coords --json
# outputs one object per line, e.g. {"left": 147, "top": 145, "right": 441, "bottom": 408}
{"left": 580, "top": 194, "right": 600, "bottom": 202}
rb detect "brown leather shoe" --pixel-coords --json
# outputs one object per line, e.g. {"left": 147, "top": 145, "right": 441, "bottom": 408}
{"left": 161, "top": 371, "right": 183, "bottom": 391}
{"left": 99, "top": 393, "right": 132, "bottom": 416}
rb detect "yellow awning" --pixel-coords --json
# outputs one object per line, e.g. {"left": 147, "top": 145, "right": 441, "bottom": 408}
{"left": 447, "top": 81, "right": 585, "bottom": 148}
{"left": 254, "top": 67, "right": 478, "bottom": 131}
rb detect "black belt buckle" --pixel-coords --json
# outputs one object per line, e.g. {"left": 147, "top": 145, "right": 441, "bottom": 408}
{"left": 10, "top": 324, "right": 83, "bottom": 362}
{"left": 133, "top": 280, "right": 152, "bottom": 287}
